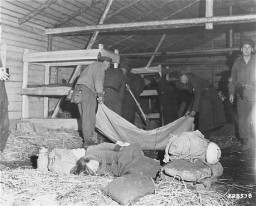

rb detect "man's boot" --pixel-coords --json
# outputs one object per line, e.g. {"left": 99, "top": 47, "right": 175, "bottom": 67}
{"left": 83, "top": 138, "right": 96, "bottom": 149}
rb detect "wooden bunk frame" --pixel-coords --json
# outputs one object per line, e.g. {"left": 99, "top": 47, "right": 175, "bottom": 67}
{"left": 21, "top": 47, "right": 160, "bottom": 129}
{"left": 21, "top": 46, "right": 119, "bottom": 118}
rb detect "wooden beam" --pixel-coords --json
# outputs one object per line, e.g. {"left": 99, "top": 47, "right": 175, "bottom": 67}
{"left": 23, "top": 49, "right": 101, "bottom": 63}
{"left": 132, "top": 65, "right": 162, "bottom": 74}
{"left": 121, "top": 47, "right": 240, "bottom": 57}
{"left": 22, "top": 49, "right": 29, "bottom": 118}
{"left": 145, "top": 34, "right": 166, "bottom": 68}
{"left": 18, "top": 0, "right": 57, "bottom": 25}
{"left": 43, "top": 64, "right": 50, "bottom": 118}
{"left": 21, "top": 86, "right": 70, "bottom": 96}
{"left": 86, "top": 0, "right": 114, "bottom": 49}
{"left": 205, "top": 0, "right": 214, "bottom": 29}
{"left": 47, "top": 35, "right": 52, "bottom": 51}
{"left": 46, "top": 14, "right": 256, "bottom": 35}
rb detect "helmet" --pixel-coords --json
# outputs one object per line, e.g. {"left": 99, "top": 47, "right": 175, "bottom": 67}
{"left": 206, "top": 142, "right": 221, "bottom": 164}
{"left": 241, "top": 39, "right": 255, "bottom": 48}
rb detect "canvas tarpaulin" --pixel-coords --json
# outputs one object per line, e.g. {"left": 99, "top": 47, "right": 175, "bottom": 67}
{"left": 96, "top": 104, "right": 194, "bottom": 150}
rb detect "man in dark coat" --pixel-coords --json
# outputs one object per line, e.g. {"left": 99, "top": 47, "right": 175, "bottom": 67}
{"left": 0, "top": 62, "right": 10, "bottom": 161}
{"left": 121, "top": 66, "right": 145, "bottom": 124}
{"left": 72, "top": 57, "right": 111, "bottom": 147}
{"left": 104, "top": 66, "right": 126, "bottom": 116}
{"left": 180, "top": 73, "right": 225, "bottom": 134}
{"left": 156, "top": 73, "right": 178, "bottom": 125}
{"left": 228, "top": 39, "right": 256, "bottom": 151}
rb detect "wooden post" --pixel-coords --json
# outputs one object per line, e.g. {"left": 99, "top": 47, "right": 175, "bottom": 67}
{"left": 114, "top": 49, "right": 119, "bottom": 68}
{"left": 44, "top": 64, "right": 50, "bottom": 118}
{"left": 205, "top": 0, "right": 214, "bottom": 29}
{"left": 228, "top": 6, "right": 234, "bottom": 55}
{"left": 22, "top": 49, "right": 29, "bottom": 118}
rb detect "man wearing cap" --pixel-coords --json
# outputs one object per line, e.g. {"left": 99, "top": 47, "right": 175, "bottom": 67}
{"left": 229, "top": 39, "right": 256, "bottom": 151}
{"left": 72, "top": 57, "right": 111, "bottom": 148}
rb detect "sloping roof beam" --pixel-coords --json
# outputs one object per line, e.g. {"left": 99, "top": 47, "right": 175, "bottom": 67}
{"left": 46, "top": 14, "right": 256, "bottom": 35}
{"left": 145, "top": 34, "right": 166, "bottom": 68}
{"left": 18, "top": 0, "right": 57, "bottom": 25}
{"left": 86, "top": 0, "right": 114, "bottom": 49}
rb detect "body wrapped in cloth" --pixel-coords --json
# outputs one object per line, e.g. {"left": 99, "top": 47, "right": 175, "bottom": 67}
{"left": 163, "top": 130, "right": 209, "bottom": 163}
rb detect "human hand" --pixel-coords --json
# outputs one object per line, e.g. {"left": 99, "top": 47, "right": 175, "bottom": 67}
{"left": 126, "top": 84, "right": 130, "bottom": 90}
{"left": 97, "top": 92, "right": 105, "bottom": 104}
{"left": 97, "top": 96, "right": 104, "bottom": 104}
{"left": 189, "top": 111, "right": 196, "bottom": 117}
{"left": 229, "top": 94, "right": 234, "bottom": 104}
{"left": 184, "top": 111, "right": 190, "bottom": 117}
{"left": 0, "top": 67, "right": 10, "bottom": 81}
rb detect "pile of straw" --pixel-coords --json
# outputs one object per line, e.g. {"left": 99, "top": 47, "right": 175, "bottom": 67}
{"left": 1, "top": 168, "right": 237, "bottom": 206}
{"left": 3, "top": 129, "right": 83, "bottom": 161}
{"left": 208, "top": 135, "right": 241, "bottom": 151}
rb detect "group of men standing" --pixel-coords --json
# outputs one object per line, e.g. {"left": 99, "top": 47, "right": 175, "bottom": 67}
{"left": 71, "top": 57, "right": 145, "bottom": 148}
{"left": 71, "top": 38, "right": 255, "bottom": 152}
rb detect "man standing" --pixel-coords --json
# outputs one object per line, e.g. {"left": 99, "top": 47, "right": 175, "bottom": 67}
{"left": 121, "top": 65, "right": 145, "bottom": 124}
{"left": 72, "top": 57, "right": 111, "bottom": 148}
{"left": 229, "top": 39, "right": 256, "bottom": 151}
{"left": 0, "top": 62, "right": 10, "bottom": 161}
{"left": 104, "top": 65, "right": 126, "bottom": 116}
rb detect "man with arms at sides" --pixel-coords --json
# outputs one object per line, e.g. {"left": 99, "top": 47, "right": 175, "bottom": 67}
{"left": 229, "top": 39, "right": 256, "bottom": 151}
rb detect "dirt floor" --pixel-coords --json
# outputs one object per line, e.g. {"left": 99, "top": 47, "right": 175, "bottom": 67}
{"left": 1, "top": 123, "right": 255, "bottom": 205}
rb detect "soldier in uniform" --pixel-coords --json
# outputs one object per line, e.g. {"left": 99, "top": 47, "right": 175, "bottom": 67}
{"left": 72, "top": 57, "right": 111, "bottom": 148}
{"left": 229, "top": 39, "right": 256, "bottom": 151}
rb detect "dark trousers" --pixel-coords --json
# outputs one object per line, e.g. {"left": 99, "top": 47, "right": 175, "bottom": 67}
{"left": 104, "top": 88, "right": 122, "bottom": 116}
{"left": 78, "top": 86, "right": 97, "bottom": 141}
{"left": 122, "top": 92, "right": 136, "bottom": 124}
{"left": 198, "top": 88, "right": 225, "bottom": 132}
{"left": 237, "top": 97, "right": 254, "bottom": 140}
{"left": 0, "top": 81, "right": 9, "bottom": 152}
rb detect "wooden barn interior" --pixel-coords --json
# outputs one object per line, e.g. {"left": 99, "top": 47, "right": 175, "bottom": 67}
{"left": 1, "top": 0, "right": 256, "bottom": 205}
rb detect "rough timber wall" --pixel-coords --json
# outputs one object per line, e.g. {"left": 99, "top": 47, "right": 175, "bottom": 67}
{"left": 0, "top": 1, "right": 84, "bottom": 120}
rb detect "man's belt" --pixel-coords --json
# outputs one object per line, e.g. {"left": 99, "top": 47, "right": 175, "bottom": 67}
{"left": 104, "top": 86, "right": 119, "bottom": 93}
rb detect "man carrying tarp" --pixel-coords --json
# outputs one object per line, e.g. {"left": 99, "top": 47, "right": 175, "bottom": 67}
{"left": 71, "top": 57, "right": 111, "bottom": 148}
